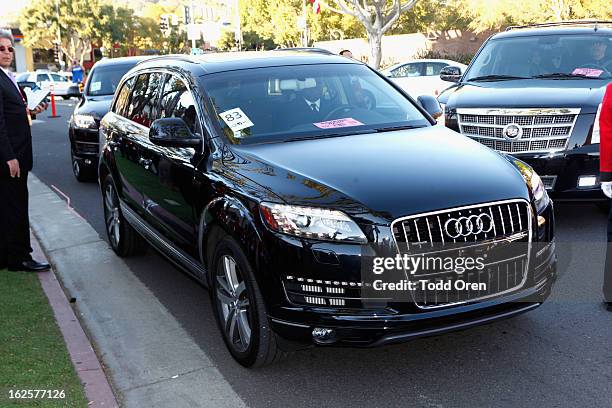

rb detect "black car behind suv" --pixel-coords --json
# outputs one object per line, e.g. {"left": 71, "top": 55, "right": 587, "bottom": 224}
{"left": 438, "top": 21, "right": 612, "bottom": 201}
{"left": 69, "top": 56, "right": 149, "bottom": 181}
{"left": 99, "top": 51, "right": 556, "bottom": 367}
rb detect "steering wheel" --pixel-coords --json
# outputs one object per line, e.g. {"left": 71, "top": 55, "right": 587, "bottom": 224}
{"left": 323, "top": 105, "right": 358, "bottom": 121}
{"left": 580, "top": 63, "right": 611, "bottom": 75}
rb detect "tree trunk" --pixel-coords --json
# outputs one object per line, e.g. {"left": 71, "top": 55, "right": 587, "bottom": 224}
{"left": 368, "top": 32, "right": 383, "bottom": 69}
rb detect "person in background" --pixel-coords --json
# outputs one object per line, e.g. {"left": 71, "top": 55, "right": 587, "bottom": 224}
{"left": 0, "top": 31, "right": 50, "bottom": 272}
{"left": 71, "top": 60, "right": 84, "bottom": 85}
{"left": 599, "top": 82, "right": 612, "bottom": 311}
{"left": 339, "top": 49, "right": 353, "bottom": 59}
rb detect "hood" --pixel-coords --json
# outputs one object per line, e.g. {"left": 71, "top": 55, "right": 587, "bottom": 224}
{"left": 225, "top": 127, "right": 530, "bottom": 223}
{"left": 443, "top": 79, "right": 607, "bottom": 114}
{"left": 74, "top": 94, "right": 114, "bottom": 119}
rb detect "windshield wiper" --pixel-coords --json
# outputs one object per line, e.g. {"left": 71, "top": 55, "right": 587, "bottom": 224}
{"left": 374, "top": 125, "right": 424, "bottom": 133}
{"left": 467, "top": 75, "right": 529, "bottom": 82}
{"left": 532, "top": 72, "right": 596, "bottom": 79}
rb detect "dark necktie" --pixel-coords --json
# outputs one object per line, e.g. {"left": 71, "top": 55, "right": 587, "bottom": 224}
{"left": 309, "top": 102, "right": 319, "bottom": 113}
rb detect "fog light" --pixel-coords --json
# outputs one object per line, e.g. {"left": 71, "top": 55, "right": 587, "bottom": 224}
{"left": 538, "top": 216, "right": 546, "bottom": 228}
{"left": 312, "top": 327, "right": 336, "bottom": 344}
{"left": 578, "top": 175, "right": 597, "bottom": 188}
{"left": 84, "top": 159, "right": 92, "bottom": 165}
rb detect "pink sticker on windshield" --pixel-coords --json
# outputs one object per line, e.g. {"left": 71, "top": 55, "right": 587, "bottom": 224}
{"left": 572, "top": 68, "right": 603, "bottom": 77}
{"left": 313, "top": 118, "right": 364, "bottom": 129}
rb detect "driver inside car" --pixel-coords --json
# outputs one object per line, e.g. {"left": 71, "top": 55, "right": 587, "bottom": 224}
{"left": 292, "top": 78, "right": 332, "bottom": 121}
{"left": 586, "top": 38, "right": 610, "bottom": 69}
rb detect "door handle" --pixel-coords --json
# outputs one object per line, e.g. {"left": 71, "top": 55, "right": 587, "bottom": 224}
{"left": 139, "top": 158, "right": 152, "bottom": 170}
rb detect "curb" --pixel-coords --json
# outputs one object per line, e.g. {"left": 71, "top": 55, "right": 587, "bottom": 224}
{"left": 32, "top": 231, "right": 119, "bottom": 408}
{"left": 28, "top": 173, "right": 247, "bottom": 407}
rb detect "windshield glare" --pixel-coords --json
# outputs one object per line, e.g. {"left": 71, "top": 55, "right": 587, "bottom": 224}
{"left": 87, "top": 65, "right": 133, "bottom": 96}
{"left": 466, "top": 34, "right": 612, "bottom": 80}
{"left": 202, "top": 64, "right": 429, "bottom": 144}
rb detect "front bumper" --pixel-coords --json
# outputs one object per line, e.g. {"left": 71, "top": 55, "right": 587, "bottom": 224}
{"left": 69, "top": 125, "right": 100, "bottom": 167}
{"left": 515, "top": 144, "right": 605, "bottom": 201}
{"left": 265, "top": 204, "right": 557, "bottom": 347}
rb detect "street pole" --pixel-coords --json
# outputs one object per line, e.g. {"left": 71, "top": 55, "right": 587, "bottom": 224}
{"left": 191, "top": 0, "right": 196, "bottom": 51}
{"left": 55, "top": 0, "right": 63, "bottom": 68}
{"left": 234, "top": 0, "right": 242, "bottom": 51}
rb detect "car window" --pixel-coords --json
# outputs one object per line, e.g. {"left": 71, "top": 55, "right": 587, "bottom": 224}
{"left": 466, "top": 34, "right": 612, "bottom": 80}
{"left": 37, "top": 74, "right": 49, "bottom": 82}
{"left": 391, "top": 63, "right": 422, "bottom": 78}
{"left": 87, "top": 64, "right": 135, "bottom": 96}
{"left": 113, "top": 76, "right": 136, "bottom": 117}
{"left": 203, "top": 63, "right": 430, "bottom": 145}
{"left": 126, "top": 73, "right": 163, "bottom": 128}
{"left": 159, "top": 75, "right": 199, "bottom": 134}
{"left": 51, "top": 73, "right": 66, "bottom": 82}
{"left": 424, "top": 62, "right": 449, "bottom": 76}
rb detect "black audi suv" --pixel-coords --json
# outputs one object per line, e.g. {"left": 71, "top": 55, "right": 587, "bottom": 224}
{"left": 69, "top": 56, "right": 149, "bottom": 181}
{"left": 438, "top": 21, "right": 611, "bottom": 201}
{"left": 98, "top": 52, "right": 556, "bottom": 367}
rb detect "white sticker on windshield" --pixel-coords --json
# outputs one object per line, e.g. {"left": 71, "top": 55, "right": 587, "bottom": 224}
{"left": 219, "top": 108, "right": 254, "bottom": 136}
{"left": 90, "top": 81, "right": 101, "bottom": 92}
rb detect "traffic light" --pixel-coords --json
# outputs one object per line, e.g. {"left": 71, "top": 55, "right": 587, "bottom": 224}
{"left": 53, "top": 43, "right": 60, "bottom": 62}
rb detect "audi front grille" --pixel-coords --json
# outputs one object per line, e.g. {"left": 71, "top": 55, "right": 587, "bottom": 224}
{"left": 391, "top": 199, "right": 533, "bottom": 309}
{"left": 457, "top": 108, "right": 580, "bottom": 154}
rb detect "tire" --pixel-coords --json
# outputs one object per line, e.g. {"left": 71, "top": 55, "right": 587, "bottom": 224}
{"left": 102, "top": 175, "right": 147, "bottom": 257}
{"left": 210, "top": 234, "right": 285, "bottom": 367}
{"left": 71, "top": 152, "right": 94, "bottom": 182}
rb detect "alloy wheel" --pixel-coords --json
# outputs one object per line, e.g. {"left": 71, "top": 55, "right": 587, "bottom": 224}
{"left": 215, "top": 255, "right": 252, "bottom": 353}
{"left": 104, "top": 183, "right": 121, "bottom": 248}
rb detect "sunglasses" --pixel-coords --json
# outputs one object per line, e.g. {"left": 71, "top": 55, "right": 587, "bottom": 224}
{"left": 0, "top": 46, "right": 14, "bottom": 53}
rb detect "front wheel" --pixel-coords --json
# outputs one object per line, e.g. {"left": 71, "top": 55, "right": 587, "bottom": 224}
{"left": 102, "top": 175, "right": 147, "bottom": 256}
{"left": 210, "top": 235, "right": 285, "bottom": 367}
{"left": 71, "top": 152, "right": 94, "bottom": 182}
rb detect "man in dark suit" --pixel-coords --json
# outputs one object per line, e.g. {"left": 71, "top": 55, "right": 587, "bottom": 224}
{"left": 292, "top": 79, "right": 332, "bottom": 123}
{"left": 0, "top": 31, "right": 50, "bottom": 272}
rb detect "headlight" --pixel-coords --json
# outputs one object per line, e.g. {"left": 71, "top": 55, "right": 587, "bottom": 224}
{"left": 514, "top": 160, "right": 550, "bottom": 213}
{"left": 260, "top": 202, "right": 367, "bottom": 243}
{"left": 73, "top": 114, "right": 97, "bottom": 129}
{"left": 591, "top": 103, "right": 602, "bottom": 144}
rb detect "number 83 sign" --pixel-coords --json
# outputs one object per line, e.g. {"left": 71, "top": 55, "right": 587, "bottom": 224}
{"left": 219, "top": 108, "right": 254, "bottom": 135}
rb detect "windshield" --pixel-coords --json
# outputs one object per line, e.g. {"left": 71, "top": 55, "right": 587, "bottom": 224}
{"left": 87, "top": 64, "right": 133, "bottom": 96}
{"left": 202, "top": 63, "right": 430, "bottom": 144}
{"left": 466, "top": 34, "right": 612, "bottom": 81}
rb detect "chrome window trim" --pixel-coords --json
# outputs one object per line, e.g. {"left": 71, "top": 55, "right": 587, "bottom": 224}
{"left": 457, "top": 108, "right": 581, "bottom": 116}
{"left": 390, "top": 198, "right": 533, "bottom": 310}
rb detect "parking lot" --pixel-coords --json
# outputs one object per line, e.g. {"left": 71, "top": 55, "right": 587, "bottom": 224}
{"left": 25, "top": 100, "right": 612, "bottom": 407}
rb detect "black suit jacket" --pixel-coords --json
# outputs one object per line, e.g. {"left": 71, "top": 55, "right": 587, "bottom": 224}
{"left": 291, "top": 97, "right": 331, "bottom": 123}
{"left": 0, "top": 71, "right": 32, "bottom": 173}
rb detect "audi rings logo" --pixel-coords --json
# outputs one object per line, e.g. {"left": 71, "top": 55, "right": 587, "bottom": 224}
{"left": 444, "top": 214, "right": 494, "bottom": 239}
{"left": 503, "top": 123, "right": 523, "bottom": 140}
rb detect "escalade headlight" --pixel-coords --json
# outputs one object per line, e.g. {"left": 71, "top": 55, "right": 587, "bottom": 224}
{"left": 260, "top": 202, "right": 367, "bottom": 243}
{"left": 591, "top": 103, "right": 602, "bottom": 144}
{"left": 513, "top": 159, "right": 550, "bottom": 213}
{"left": 73, "top": 114, "right": 97, "bottom": 129}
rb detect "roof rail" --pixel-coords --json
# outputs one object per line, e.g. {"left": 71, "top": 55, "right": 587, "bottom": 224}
{"left": 505, "top": 20, "right": 612, "bottom": 31}
{"left": 134, "top": 54, "right": 197, "bottom": 66}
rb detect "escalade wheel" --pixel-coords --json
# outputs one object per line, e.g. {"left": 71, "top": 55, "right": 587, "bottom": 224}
{"left": 211, "top": 235, "right": 285, "bottom": 367}
{"left": 102, "top": 175, "right": 147, "bottom": 257}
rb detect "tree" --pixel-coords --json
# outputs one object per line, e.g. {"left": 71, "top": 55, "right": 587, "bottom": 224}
{"left": 20, "top": 0, "right": 113, "bottom": 65}
{"left": 463, "top": 0, "right": 612, "bottom": 32}
{"left": 322, "top": 0, "right": 419, "bottom": 68}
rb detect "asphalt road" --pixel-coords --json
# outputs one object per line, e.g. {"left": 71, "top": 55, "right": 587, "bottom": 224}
{"left": 32, "top": 101, "right": 612, "bottom": 408}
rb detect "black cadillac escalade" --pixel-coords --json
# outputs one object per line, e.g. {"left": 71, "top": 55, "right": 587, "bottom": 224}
{"left": 438, "top": 22, "right": 612, "bottom": 201}
{"left": 99, "top": 52, "right": 556, "bottom": 367}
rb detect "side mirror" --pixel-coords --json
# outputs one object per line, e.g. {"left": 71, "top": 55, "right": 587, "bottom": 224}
{"left": 149, "top": 118, "right": 201, "bottom": 148}
{"left": 417, "top": 95, "right": 443, "bottom": 120}
{"left": 440, "top": 65, "right": 462, "bottom": 83}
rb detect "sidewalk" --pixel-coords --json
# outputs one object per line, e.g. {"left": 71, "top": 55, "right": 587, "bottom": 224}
{"left": 27, "top": 174, "right": 246, "bottom": 408}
